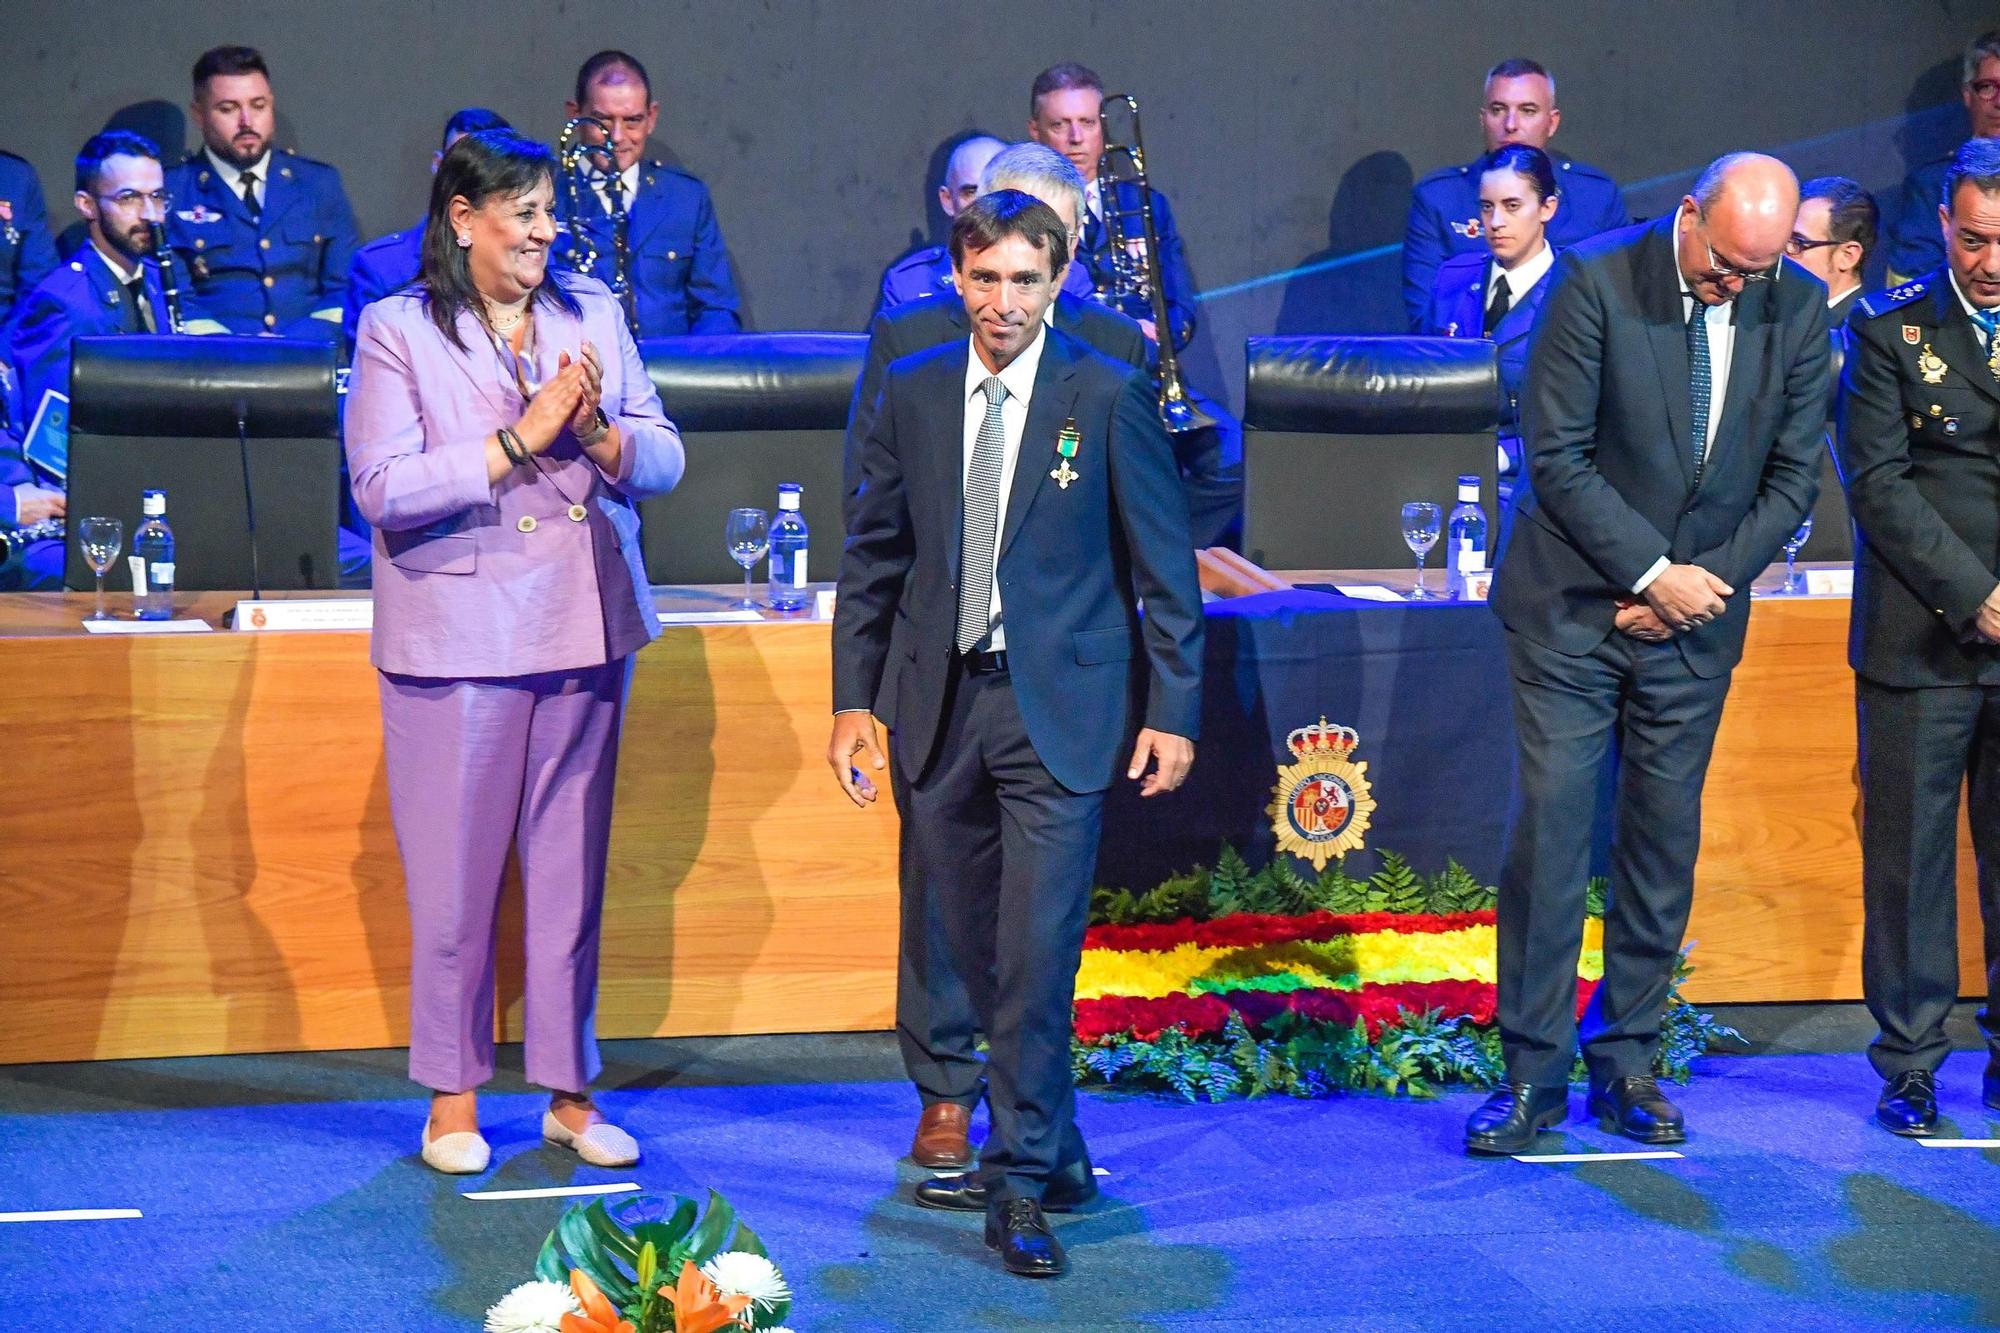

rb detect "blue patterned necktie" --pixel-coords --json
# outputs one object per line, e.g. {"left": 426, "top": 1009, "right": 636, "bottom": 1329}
{"left": 1976, "top": 307, "right": 2000, "bottom": 384}
{"left": 956, "top": 376, "right": 1008, "bottom": 653}
{"left": 1686, "top": 298, "right": 1711, "bottom": 488}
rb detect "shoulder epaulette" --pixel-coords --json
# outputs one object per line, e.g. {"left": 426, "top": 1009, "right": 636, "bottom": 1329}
{"left": 1857, "top": 278, "right": 1928, "bottom": 320}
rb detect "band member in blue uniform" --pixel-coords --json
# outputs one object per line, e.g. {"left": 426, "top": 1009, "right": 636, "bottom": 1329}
{"left": 1028, "top": 62, "right": 1198, "bottom": 350}
{"left": 1402, "top": 58, "right": 1628, "bottom": 330}
{"left": 0, "top": 150, "right": 58, "bottom": 340}
{"left": 557, "top": 50, "right": 741, "bottom": 336}
{"left": 161, "top": 46, "right": 359, "bottom": 342}
{"left": 1883, "top": 31, "right": 2000, "bottom": 284}
{"left": 6, "top": 132, "right": 174, "bottom": 589}
{"left": 344, "top": 108, "right": 511, "bottom": 348}
{"left": 878, "top": 135, "right": 1006, "bottom": 312}
{"left": 1424, "top": 144, "right": 1563, "bottom": 491}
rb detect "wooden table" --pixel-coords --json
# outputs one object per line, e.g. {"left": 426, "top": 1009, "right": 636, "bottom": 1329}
{"left": 0, "top": 571, "right": 1979, "bottom": 1065}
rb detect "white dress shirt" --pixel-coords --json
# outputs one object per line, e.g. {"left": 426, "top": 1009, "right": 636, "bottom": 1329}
{"left": 1634, "top": 206, "right": 1739, "bottom": 594}
{"left": 591, "top": 162, "right": 640, "bottom": 217}
{"left": 1485, "top": 238, "right": 1556, "bottom": 317}
{"left": 960, "top": 326, "right": 1048, "bottom": 651}
{"left": 205, "top": 147, "right": 272, "bottom": 210}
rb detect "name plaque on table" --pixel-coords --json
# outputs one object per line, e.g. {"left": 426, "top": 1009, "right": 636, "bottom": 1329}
{"left": 1803, "top": 568, "right": 1853, "bottom": 597}
{"left": 231, "top": 599, "right": 374, "bottom": 632}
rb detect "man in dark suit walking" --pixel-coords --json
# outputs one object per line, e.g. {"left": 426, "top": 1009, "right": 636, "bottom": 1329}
{"left": 1471, "top": 153, "right": 1830, "bottom": 1154}
{"left": 830, "top": 190, "right": 1203, "bottom": 1276}
{"left": 1838, "top": 137, "right": 2000, "bottom": 1136}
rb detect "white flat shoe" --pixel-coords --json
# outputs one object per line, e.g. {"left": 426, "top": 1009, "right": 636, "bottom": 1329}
{"left": 542, "top": 1109, "right": 640, "bottom": 1168}
{"left": 420, "top": 1118, "right": 491, "bottom": 1174}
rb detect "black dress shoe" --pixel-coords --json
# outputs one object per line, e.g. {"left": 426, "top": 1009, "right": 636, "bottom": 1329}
{"left": 1464, "top": 1082, "right": 1568, "bottom": 1155}
{"left": 1985, "top": 1054, "right": 2000, "bottom": 1113}
{"left": 1587, "top": 1074, "right": 1686, "bottom": 1144}
{"left": 914, "top": 1171, "right": 1096, "bottom": 1213}
{"left": 1877, "top": 1069, "right": 1939, "bottom": 1136}
{"left": 985, "top": 1198, "right": 1065, "bottom": 1277}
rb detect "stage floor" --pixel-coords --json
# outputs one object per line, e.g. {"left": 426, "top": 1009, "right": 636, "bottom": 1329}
{"left": 2, "top": 1009, "right": 1998, "bottom": 1330}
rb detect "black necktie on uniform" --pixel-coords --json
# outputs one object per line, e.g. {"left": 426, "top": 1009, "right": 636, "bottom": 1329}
{"left": 123, "top": 276, "right": 155, "bottom": 333}
{"left": 1483, "top": 273, "right": 1512, "bottom": 336}
{"left": 238, "top": 169, "right": 261, "bottom": 220}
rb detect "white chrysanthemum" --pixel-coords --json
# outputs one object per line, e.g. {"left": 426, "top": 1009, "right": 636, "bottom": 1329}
{"left": 699, "top": 1250, "right": 791, "bottom": 1315}
{"left": 484, "top": 1279, "right": 582, "bottom": 1333}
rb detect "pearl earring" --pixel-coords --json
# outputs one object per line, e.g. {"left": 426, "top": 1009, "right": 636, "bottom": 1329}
{"left": 455, "top": 233, "right": 471, "bottom": 248}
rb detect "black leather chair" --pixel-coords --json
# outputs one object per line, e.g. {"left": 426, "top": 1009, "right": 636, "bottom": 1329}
{"left": 1241, "top": 335, "right": 1499, "bottom": 570}
{"left": 65, "top": 335, "right": 341, "bottom": 591}
{"left": 1802, "top": 327, "right": 1853, "bottom": 562}
{"left": 639, "top": 333, "right": 865, "bottom": 584}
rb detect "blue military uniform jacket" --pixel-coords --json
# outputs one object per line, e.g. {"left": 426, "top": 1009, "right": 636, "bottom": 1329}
{"left": 162, "top": 147, "right": 359, "bottom": 341}
{"left": 1423, "top": 248, "right": 1557, "bottom": 463}
{"left": 344, "top": 221, "right": 423, "bottom": 347}
{"left": 1884, "top": 155, "right": 1949, "bottom": 283}
{"left": 1402, "top": 151, "right": 1627, "bottom": 329}
{"left": 9, "top": 247, "right": 168, "bottom": 437}
{"left": 0, "top": 152, "right": 59, "bottom": 341}
{"left": 875, "top": 240, "right": 1094, "bottom": 315}
{"left": 1078, "top": 180, "right": 1197, "bottom": 349}
{"left": 555, "top": 161, "right": 741, "bottom": 336}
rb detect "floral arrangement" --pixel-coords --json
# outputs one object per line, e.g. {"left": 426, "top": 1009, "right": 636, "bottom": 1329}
{"left": 1071, "top": 846, "right": 1740, "bottom": 1101}
{"left": 486, "top": 1191, "right": 795, "bottom": 1333}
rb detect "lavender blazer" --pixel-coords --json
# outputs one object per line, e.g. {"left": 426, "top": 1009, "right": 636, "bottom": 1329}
{"left": 346, "top": 272, "right": 684, "bottom": 678}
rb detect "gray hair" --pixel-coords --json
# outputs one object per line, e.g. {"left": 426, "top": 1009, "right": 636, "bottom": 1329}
{"left": 980, "top": 142, "right": 1086, "bottom": 229}
{"left": 1963, "top": 29, "right": 2000, "bottom": 86}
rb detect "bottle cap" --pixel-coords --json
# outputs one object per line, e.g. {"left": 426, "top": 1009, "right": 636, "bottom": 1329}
{"left": 1456, "top": 475, "right": 1479, "bottom": 501}
{"left": 777, "top": 482, "right": 802, "bottom": 511}
{"left": 142, "top": 489, "right": 166, "bottom": 517}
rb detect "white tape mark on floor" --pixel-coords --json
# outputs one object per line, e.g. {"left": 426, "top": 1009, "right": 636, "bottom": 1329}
{"left": 463, "top": 1182, "right": 642, "bottom": 1202}
{"left": 0, "top": 1208, "right": 144, "bottom": 1223}
{"left": 1916, "top": 1139, "right": 2000, "bottom": 1149}
{"left": 1512, "top": 1150, "right": 1686, "bottom": 1164}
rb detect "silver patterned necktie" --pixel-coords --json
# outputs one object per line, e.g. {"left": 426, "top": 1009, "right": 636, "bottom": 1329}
{"left": 1687, "top": 299, "right": 1711, "bottom": 488}
{"left": 956, "top": 375, "right": 1008, "bottom": 653}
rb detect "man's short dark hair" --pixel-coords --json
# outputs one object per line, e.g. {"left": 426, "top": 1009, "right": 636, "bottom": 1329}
{"left": 442, "top": 107, "right": 510, "bottom": 151}
{"left": 192, "top": 45, "right": 268, "bottom": 90}
{"left": 75, "top": 130, "right": 161, "bottom": 194}
{"left": 575, "top": 50, "right": 652, "bottom": 105}
{"left": 1943, "top": 136, "right": 2000, "bottom": 210}
{"left": 948, "top": 189, "right": 1070, "bottom": 278}
{"left": 1799, "top": 176, "right": 1879, "bottom": 267}
{"left": 1030, "top": 62, "right": 1103, "bottom": 114}
{"left": 1485, "top": 57, "right": 1553, "bottom": 94}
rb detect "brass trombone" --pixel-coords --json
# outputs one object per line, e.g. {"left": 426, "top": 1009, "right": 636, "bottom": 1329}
{"left": 556, "top": 115, "right": 636, "bottom": 332}
{"left": 1096, "top": 93, "right": 1213, "bottom": 435}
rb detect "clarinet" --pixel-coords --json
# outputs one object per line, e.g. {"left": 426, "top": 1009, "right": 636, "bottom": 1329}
{"left": 0, "top": 517, "right": 64, "bottom": 571}
{"left": 149, "top": 221, "right": 186, "bottom": 334}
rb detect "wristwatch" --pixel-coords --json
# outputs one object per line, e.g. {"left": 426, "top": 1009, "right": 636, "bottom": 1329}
{"left": 578, "top": 408, "right": 612, "bottom": 446}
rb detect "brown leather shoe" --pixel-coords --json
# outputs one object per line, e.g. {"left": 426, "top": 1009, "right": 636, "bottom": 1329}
{"left": 911, "top": 1102, "right": 974, "bottom": 1168}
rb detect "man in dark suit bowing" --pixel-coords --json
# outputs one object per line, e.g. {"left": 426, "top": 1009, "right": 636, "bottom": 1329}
{"left": 830, "top": 190, "right": 1203, "bottom": 1277}
{"left": 1470, "top": 153, "right": 1830, "bottom": 1154}
{"left": 1838, "top": 137, "right": 2000, "bottom": 1136}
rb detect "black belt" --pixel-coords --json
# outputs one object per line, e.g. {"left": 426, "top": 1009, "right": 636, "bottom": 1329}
{"left": 961, "top": 648, "right": 1009, "bottom": 675}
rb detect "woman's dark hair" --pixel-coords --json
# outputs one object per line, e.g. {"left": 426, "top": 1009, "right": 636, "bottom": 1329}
{"left": 419, "top": 128, "right": 579, "bottom": 349}
{"left": 1476, "top": 143, "right": 1559, "bottom": 204}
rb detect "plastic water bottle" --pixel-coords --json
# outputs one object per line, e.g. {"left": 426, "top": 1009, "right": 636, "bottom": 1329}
{"left": 131, "top": 488, "right": 176, "bottom": 620}
{"left": 1444, "top": 474, "right": 1488, "bottom": 601}
{"left": 767, "top": 482, "right": 810, "bottom": 612}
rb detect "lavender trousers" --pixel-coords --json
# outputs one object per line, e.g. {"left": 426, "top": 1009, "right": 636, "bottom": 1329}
{"left": 379, "top": 658, "right": 630, "bottom": 1094}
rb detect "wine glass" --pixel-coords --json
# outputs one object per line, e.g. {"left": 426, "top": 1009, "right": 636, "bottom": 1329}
{"left": 724, "top": 507, "right": 769, "bottom": 610}
{"left": 1401, "top": 501, "right": 1442, "bottom": 600}
{"left": 77, "top": 516, "right": 123, "bottom": 622}
{"left": 1782, "top": 515, "right": 1814, "bottom": 594}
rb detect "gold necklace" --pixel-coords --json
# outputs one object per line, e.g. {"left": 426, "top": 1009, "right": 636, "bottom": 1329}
{"left": 484, "top": 296, "right": 530, "bottom": 333}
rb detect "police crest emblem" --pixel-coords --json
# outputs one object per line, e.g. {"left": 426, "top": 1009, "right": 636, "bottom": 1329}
{"left": 1266, "top": 716, "right": 1377, "bottom": 870}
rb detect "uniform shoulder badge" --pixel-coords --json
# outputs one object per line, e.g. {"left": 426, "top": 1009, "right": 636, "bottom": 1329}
{"left": 1449, "top": 217, "right": 1483, "bottom": 240}
{"left": 1267, "top": 717, "right": 1377, "bottom": 870}
{"left": 1858, "top": 279, "right": 1928, "bottom": 321}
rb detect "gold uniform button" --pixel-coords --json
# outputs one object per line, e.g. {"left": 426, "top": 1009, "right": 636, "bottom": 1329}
{"left": 194, "top": 238, "right": 206, "bottom": 250}
{"left": 262, "top": 313, "right": 277, "bottom": 327}
{"left": 567, "top": 504, "right": 588, "bottom": 523}
{"left": 262, "top": 275, "right": 275, "bottom": 288}
{"left": 666, "top": 250, "right": 678, "bottom": 260}
{"left": 517, "top": 515, "right": 538, "bottom": 534}
{"left": 259, "top": 238, "right": 271, "bottom": 250}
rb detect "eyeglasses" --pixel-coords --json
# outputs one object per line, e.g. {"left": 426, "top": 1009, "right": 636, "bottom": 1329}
{"left": 1785, "top": 234, "right": 1841, "bottom": 257}
{"left": 1968, "top": 78, "right": 2000, "bottom": 103}
{"left": 99, "top": 189, "right": 171, "bottom": 210}
{"left": 1696, "top": 218, "right": 1776, "bottom": 285}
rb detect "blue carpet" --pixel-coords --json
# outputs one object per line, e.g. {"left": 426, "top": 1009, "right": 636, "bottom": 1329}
{"left": 3, "top": 1007, "right": 1999, "bottom": 1330}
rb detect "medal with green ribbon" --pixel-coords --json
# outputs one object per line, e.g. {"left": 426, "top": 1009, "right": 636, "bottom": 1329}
{"left": 1051, "top": 418, "right": 1081, "bottom": 490}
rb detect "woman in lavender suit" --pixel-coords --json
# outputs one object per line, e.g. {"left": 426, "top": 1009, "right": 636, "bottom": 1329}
{"left": 346, "top": 129, "right": 684, "bottom": 1174}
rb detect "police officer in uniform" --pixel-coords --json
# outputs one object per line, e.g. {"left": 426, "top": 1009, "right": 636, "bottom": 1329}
{"left": 1883, "top": 31, "right": 2000, "bottom": 284}
{"left": 1838, "top": 137, "right": 2000, "bottom": 1137}
{"left": 1028, "top": 62, "right": 1198, "bottom": 350}
{"left": 6, "top": 131, "right": 174, "bottom": 590}
{"left": 163, "top": 45, "right": 359, "bottom": 342}
{"left": 558, "top": 50, "right": 741, "bottom": 336}
{"left": 344, "top": 108, "right": 511, "bottom": 347}
{"left": 1402, "top": 57, "right": 1628, "bottom": 330}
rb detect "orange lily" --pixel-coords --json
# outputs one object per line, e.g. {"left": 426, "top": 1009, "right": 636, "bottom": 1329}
{"left": 663, "top": 1260, "right": 752, "bottom": 1333}
{"left": 562, "top": 1269, "right": 637, "bottom": 1333}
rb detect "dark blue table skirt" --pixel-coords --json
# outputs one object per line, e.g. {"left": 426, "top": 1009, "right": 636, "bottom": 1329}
{"left": 1097, "top": 587, "right": 1529, "bottom": 890}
